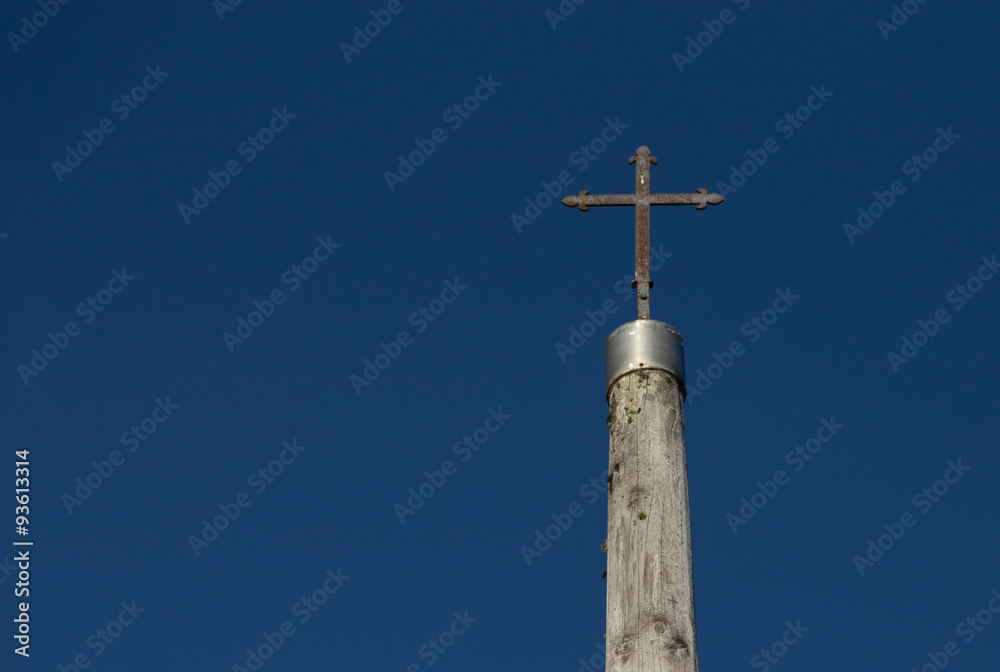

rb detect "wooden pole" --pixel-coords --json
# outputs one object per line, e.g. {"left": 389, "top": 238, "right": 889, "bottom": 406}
{"left": 557, "top": 145, "right": 719, "bottom": 672}
{"left": 606, "top": 367, "right": 698, "bottom": 672}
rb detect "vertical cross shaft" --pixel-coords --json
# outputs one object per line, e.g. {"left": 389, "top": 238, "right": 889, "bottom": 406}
{"left": 632, "top": 149, "right": 653, "bottom": 319}
{"left": 562, "top": 146, "right": 723, "bottom": 319}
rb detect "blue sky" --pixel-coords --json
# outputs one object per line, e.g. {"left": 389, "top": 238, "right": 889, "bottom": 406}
{"left": 1, "top": 1, "right": 998, "bottom": 670}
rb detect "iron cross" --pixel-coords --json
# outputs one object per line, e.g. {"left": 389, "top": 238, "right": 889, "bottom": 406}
{"left": 562, "top": 145, "right": 723, "bottom": 320}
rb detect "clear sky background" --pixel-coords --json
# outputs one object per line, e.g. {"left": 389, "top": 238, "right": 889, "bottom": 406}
{"left": 1, "top": 1, "right": 998, "bottom": 670}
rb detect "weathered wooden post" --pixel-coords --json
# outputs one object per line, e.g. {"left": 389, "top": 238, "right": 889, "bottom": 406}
{"left": 604, "top": 322, "right": 696, "bottom": 671}
{"left": 563, "top": 146, "right": 722, "bottom": 672}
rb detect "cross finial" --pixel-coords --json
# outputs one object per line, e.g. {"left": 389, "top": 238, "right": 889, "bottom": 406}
{"left": 562, "top": 145, "right": 722, "bottom": 320}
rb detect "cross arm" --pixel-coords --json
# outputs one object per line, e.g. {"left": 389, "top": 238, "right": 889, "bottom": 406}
{"left": 562, "top": 188, "right": 723, "bottom": 211}
{"left": 561, "top": 191, "right": 636, "bottom": 210}
{"left": 648, "top": 188, "right": 724, "bottom": 209}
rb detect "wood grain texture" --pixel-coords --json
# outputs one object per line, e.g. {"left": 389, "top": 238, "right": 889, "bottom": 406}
{"left": 606, "top": 369, "right": 698, "bottom": 672}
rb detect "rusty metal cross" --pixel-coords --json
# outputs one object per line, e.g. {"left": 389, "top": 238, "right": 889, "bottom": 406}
{"left": 562, "top": 145, "right": 723, "bottom": 320}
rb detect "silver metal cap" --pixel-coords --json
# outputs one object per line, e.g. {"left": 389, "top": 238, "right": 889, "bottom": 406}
{"left": 604, "top": 319, "right": 685, "bottom": 400}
